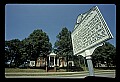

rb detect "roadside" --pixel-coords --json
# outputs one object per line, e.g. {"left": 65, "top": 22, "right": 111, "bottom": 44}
{"left": 5, "top": 70, "right": 116, "bottom": 78}
{"left": 5, "top": 68, "right": 115, "bottom": 77}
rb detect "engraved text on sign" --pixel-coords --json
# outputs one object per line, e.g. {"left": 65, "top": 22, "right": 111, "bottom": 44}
{"left": 71, "top": 6, "right": 113, "bottom": 55}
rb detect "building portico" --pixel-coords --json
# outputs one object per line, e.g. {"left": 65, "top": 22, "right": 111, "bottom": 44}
{"left": 48, "top": 52, "right": 57, "bottom": 67}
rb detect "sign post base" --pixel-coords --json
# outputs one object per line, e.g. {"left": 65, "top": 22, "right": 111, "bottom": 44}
{"left": 86, "top": 56, "right": 94, "bottom": 76}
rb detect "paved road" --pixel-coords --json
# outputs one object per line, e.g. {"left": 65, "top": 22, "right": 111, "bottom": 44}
{"left": 5, "top": 70, "right": 116, "bottom": 78}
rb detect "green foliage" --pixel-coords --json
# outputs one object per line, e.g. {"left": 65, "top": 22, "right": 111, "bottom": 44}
{"left": 54, "top": 27, "right": 73, "bottom": 71}
{"left": 5, "top": 29, "right": 52, "bottom": 68}
{"left": 92, "top": 42, "right": 116, "bottom": 67}
{"left": 21, "top": 29, "right": 52, "bottom": 61}
{"left": 5, "top": 39, "right": 22, "bottom": 67}
{"left": 54, "top": 27, "right": 73, "bottom": 57}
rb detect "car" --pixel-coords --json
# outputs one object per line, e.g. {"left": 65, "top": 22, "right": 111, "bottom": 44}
{"left": 19, "top": 64, "right": 25, "bottom": 68}
{"left": 19, "top": 62, "right": 29, "bottom": 69}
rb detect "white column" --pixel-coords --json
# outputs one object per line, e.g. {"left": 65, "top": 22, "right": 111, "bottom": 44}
{"left": 57, "top": 59, "right": 59, "bottom": 66}
{"left": 49, "top": 55, "right": 50, "bottom": 67}
{"left": 54, "top": 56, "right": 55, "bottom": 66}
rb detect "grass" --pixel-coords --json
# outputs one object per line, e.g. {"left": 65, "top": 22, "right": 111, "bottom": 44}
{"left": 5, "top": 67, "right": 115, "bottom": 73}
{"left": 5, "top": 72, "right": 85, "bottom": 76}
{"left": 5, "top": 68, "right": 67, "bottom": 73}
{"left": 5, "top": 68, "right": 115, "bottom": 77}
{"left": 5, "top": 68, "right": 46, "bottom": 73}
{"left": 5, "top": 68, "right": 86, "bottom": 76}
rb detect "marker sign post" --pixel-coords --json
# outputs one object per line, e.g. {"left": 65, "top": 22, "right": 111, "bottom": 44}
{"left": 71, "top": 6, "right": 113, "bottom": 76}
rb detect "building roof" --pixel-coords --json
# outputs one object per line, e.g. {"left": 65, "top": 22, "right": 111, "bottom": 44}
{"left": 49, "top": 52, "right": 57, "bottom": 56}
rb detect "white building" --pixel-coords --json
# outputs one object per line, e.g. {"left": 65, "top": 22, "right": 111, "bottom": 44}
{"left": 36, "top": 52, "right": 74, "bottom": 68}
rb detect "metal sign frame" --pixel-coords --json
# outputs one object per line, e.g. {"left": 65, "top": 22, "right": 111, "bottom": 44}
{"left": 71, "top": 6, "right": 113, "bottom": 56}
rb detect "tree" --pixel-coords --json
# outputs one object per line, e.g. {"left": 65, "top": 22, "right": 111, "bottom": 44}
{"left": 102, "top": 42, "right": 116, "bottom": 67}
{"left": 23, "top": 29, "right": 52, "bottom": 71}
{"left": 5, "top": 29, "right": 52, "bottom": 69}
{"left": 5, "top": 39, "right": 22, "bottom": 67}
{"left": 54, "top": 27, "right": 73, "bottom": 71}
{"left": 27, "top": 29, "right": 52, "bottom": 58}
{"left": 92, "top": 42, "right": 116, "bottom": 68}
{"left": 5, "top": 40, "right": 11, "bottom": 67}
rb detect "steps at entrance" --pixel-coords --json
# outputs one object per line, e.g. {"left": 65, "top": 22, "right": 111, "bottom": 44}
{"left": 48, "top": 67, "right": 56, "bottom": 72}
{"left": 48, "top": 69, "right": 55, "bottom": 72}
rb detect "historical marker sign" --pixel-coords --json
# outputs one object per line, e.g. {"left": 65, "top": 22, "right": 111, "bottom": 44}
{"left": 71, "top": 6, "right": 113, "bottom": 56}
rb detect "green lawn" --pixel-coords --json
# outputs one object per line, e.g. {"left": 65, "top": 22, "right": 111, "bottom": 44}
{"left": 5, "top": 68, "right": 84, "bottom": 76}
{"left": 5, "top": 72, "right": 84, "bottom": 76}
{"left": 5, "top": 68, "right": 67, "bottom": 73}
{"left": 5, "top": 67, "right": 115, "bottom": 73}
{"left": 5, "top": 68, "right": 115, "bottom": 76}
{"left": 5, "top": 68, "right": 46, "bottom": 73}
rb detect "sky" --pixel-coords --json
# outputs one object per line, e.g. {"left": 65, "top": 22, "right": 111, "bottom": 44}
{"left": 5, "top": 4, "right": 116, "bottom": 48}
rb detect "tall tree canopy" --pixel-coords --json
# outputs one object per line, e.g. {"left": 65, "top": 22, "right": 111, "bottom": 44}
{"left": 54, "top": 27, "right": 73, "bottom": 71}
{"left": 5, "top": 29, "right": 52, "bottom": 68}
{"left": 92, "top": 42, "right": 116, "bottom": 67}
{"left": 5, "top": 39, "right": 22, "bottom": 67}
{"left": 54, "top": 27, "right": 73, "bottom": 57}
{"left": 23, "top": 29, "right": 52, "bottom": 61}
